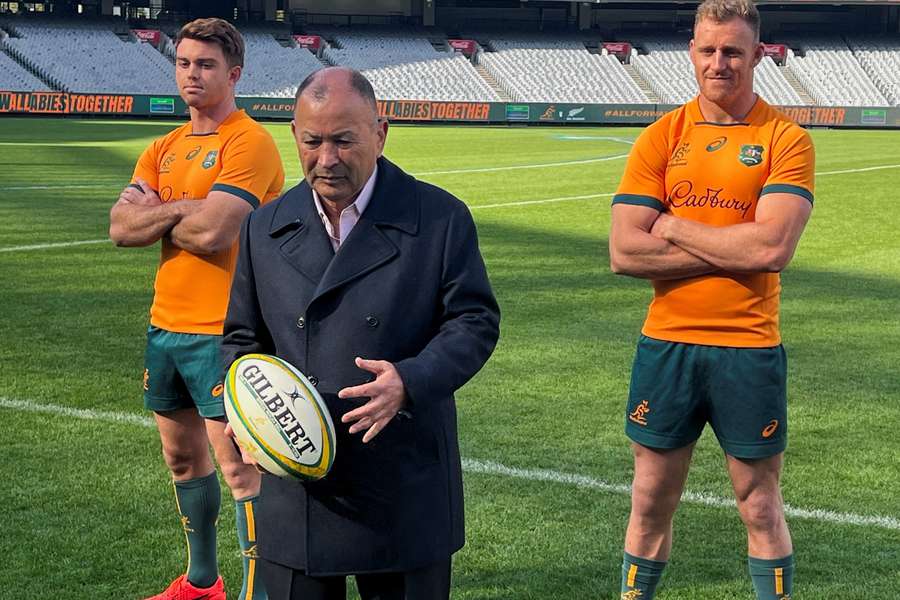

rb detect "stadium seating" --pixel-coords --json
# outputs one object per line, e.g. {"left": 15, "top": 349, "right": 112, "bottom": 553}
{"left": 316, "top": 28, "right": 500, "bottom": 102}
{"left": 0, "top": 20, "right": 176, "bottom": 94}
{"left": 630, "top": 36, "right": 803, "bottom": 106}
{"left": 785, "top": 37, "right": 888, "bottom": 106}
{"left": 238, "top": 31, "right": 322, "bottom": 97}
{"left": 474, "top": 36, "right": 648, "bottom": 103}
{"left": 0, "top": 31, "right": 50, "bottom": 91}
{"left": 847, "top": 36, "right": 900, "bottom": 106}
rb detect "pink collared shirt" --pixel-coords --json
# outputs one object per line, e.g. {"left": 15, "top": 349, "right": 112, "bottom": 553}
{"left": 312, "top": 166, "right": 378, "bottom": 251}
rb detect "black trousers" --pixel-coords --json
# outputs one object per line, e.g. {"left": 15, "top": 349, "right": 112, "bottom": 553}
{"left": 259, "top": 557, "right": 452, "bottom": 600}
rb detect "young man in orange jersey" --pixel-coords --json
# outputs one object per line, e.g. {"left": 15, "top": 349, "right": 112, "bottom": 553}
{"left": 609, "top": 1, "right": 814, "bottom": 599}
{"left": 110, "top": 18, "right": 284, "bottom": 600}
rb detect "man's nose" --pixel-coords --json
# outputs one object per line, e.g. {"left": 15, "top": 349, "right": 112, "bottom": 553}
{"left": 711, "top": 50, "right": 728, "bottom": 71}
{"left": 317, "top": 143, "right": 340, "bottom": 168}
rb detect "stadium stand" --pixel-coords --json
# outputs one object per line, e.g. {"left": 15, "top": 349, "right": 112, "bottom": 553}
{"left": 785, "top": 37, "right": 888, "bottom": 106}
{"left": 0, "top": 19, "right": 176, "bottom": 94}
{"left": 474, "top": 35, "right": 647, "bottom": 103}
{"left": 629, "top": 36, "right": 803, "bottom": 106}
{"left": 238, "top": 31, "right": 322, "bottom": 97}
{"left": 0, "top": 30, "right": 50, "bottom": 90}
{"left": 315, "top": 27, "right": 500, "bottom": 102}
{"left": 847, "top": 36, "right": 900, "bottom": 106}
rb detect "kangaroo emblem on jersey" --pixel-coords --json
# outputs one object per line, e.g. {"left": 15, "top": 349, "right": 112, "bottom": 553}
{"left": 202, "top": 150, "right": 218, "bottom": 169}
{"left": 739, "top": 144, "right": 764, "bottom": 166}
{"left": 629, "top": 400, "right": 651, "bottom": 426}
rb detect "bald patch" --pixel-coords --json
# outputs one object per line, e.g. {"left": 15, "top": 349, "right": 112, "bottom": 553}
{"left": 295, "top": 67, "right": 378, "bottom": 112}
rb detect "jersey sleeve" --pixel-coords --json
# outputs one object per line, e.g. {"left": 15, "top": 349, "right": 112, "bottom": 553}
{"left": 762, "top": 124, "right": 815, "bottom": 204}
{"left": 131, "top": 139, "right": 160, "bottom": 191}
{"left": 211, "top": 129, "right": 284, "bottom": 208}
{"left": 612, "top": 123, "right": 668, "bottom": 212}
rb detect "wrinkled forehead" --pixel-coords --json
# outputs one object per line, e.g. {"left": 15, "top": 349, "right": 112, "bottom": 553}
{"left": 294, "top": 94, "right": 378, "bottom": 134}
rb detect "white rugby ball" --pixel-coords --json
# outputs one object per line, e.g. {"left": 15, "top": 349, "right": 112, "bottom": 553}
{"left": 224, "top": 353, "right": 336, "bottom": 480}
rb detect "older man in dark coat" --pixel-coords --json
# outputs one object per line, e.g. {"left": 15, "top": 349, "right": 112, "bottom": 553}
{"left": 221, "top": 67, "right": 500, "bottom": 600}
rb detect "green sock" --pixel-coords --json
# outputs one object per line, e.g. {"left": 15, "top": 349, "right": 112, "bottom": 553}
{"left": 749, "top": 555, "right": 794, "bottom": 600}
{"left": 621, "top": 552, "right": 666, "bottom": 599}
{"left": 173, "top": 472, "right": 221, "bottom": 589}
{"left": 235, "top": 495, "right": 267, "bottom": 600}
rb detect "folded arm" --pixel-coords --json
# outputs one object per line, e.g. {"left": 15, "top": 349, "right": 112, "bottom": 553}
{"left": 109, "top": 180, "right": 199, "bottom": 247}
{"left": 167, "top": 190, "right": 254, "bottom": 255}
{"left": 609, "top": 203, "right": 719, "bottom": 280}
{"left": 650, "top": 192, "right": 812, "bottom": 273}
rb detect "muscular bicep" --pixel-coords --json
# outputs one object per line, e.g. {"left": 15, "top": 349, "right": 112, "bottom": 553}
{"left": 754, "top": 192, "right": 812, "bottom": 267}
{"left": 168, "top": 191, "right": 254, "bottom": 255}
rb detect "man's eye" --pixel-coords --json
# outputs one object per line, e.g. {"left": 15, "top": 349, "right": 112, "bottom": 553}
{"left": 336, "top": 140, "right": 353, "bottom": 148}
{"left": 304, "top": 140, "right": 321, "bottom": 148}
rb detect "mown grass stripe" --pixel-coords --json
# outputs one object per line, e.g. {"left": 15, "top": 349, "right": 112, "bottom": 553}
{"left": 3, "top": 396, "right": 897, "bottom": 532}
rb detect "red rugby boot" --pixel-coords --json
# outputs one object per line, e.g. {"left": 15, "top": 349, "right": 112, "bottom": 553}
{"left": 144, "top": 574, "right": 226, "bottom": 600}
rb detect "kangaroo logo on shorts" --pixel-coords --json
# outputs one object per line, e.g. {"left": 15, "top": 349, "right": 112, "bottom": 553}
{"left": 143, "top": 368, "right": 150, "bottom": 391}
{"left": 762, "top": 419, "right": 779, "bottom": 438}
{"left": 628, "top": 400, "right": 651, "bottom": 426}
{"left": 621, "top": 590, "right": 644, "bottom": 599}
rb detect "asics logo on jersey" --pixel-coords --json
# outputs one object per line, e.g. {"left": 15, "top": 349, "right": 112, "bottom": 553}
{"left": 706, "top": 136, "right": 727, "bottom": 152}
{"left": 762, "top": 419, "right": 779, "bottom": 438}
{"left": 629, "top": 400, "right": 651, "bottom": 426}
{"left": 185, "top": 145, "right": 202, "bottom": 160}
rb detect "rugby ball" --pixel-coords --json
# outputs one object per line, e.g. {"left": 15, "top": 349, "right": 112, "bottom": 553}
{"left": 224, "top": 353, "right": 336, "bottom": 480}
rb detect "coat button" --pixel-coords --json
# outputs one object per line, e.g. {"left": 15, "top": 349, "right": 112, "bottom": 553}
{"left": 365, "top": 315, "right": 379, "bottom": 328}
{"left": 296, "top": 316, "right": 305, "bottom": 328}
{"left": 308, "top": 375, "right": 319, "bottom": 386}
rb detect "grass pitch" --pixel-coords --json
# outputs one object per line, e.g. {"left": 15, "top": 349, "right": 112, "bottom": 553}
{"left": 1, "top": 117, "right": 899, "bottom": 599}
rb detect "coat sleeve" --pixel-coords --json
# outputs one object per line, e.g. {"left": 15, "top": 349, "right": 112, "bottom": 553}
{"left": 393, "top": 201, "right": 500, "bottom": 409}
{"left": 221, "top": 212, "right": 275, "bottom": 378}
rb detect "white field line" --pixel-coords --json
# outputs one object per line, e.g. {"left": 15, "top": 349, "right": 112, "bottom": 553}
{"left": 0, "top": 157, "right": 896, "bottom": 193}
{"left": 0, "top": 193, "right": 614, "bottom": 253}
{"left": 816, "top": 163, "right": 900, "bottom": 176}
{"left": 1, "top": 182, "right": 122, "bottom": 191}
{"left": 2, "top": 396, "right": 897, "bottom": 532}
{"left": 0, "top": 239, "right": 110, "bottom": 253}
{"left": 3, "top": 160, "right": 898, "bottom": 253}
{"left": 412, "top": 154, "right": 629, "bottom": 176}
{"left": 471, "top": 192, "right": 614, "bottom": 210}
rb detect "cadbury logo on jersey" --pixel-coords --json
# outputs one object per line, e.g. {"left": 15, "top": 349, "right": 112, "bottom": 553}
{"left": 668, "top": 180, "right": 753, "bottom": 219}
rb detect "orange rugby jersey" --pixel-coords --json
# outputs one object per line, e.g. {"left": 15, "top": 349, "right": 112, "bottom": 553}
{"left": 613, "top": 97, "right": 815, "bottom": 347}
{"left": 132, "top": 109, "right": 284, "bottom": 334}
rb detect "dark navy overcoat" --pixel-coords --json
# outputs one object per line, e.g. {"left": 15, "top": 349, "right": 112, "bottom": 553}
{"left": 221, "top": 156, "right": 500, "bottom": 575}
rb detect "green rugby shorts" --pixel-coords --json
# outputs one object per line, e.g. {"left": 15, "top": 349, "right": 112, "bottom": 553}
{"left": 625, "top": 335, "right": 788, "bottom": 459}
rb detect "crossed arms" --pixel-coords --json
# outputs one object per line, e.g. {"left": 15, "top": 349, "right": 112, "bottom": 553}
{"left": 109, "top": 177, "right": 253, "bottom": 255}
{"left": 609, "top": 191, "right": 812, "bottom": 280}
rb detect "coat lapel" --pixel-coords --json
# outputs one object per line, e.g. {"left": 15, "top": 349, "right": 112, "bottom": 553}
{"left": 312, "top": 158, "right": 419, "bottom": 302}
{"left": 269, "top": 182, "right": 334, "bottom": 285}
